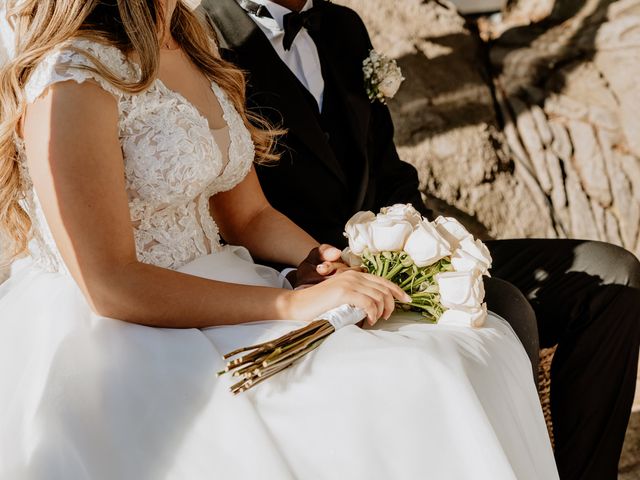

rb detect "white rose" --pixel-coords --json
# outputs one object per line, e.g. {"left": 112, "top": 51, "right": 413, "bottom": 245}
{"left": 378, "top": 68, "right": 404, "bottom": 98}
{"left": 379, "top": 203, "right": 422, "bottom": 226}
{"left": 451, "top": 250, "right": 490, "bottom": 276}
{"left": 435, "top": 271, "right": 485, "bottom": 309}
{"left": 456, "top": 237, "right": 492, "bottom": 275}
{"left": 369, "top": 216, "right": 413, "bottom": 252}
{"left": 434, "top": 216, "right": 471, "bottom": 249}
{"left": 438, "top": 304, "right": 487, "bottom": 328}
{"left": 341, "top": 247, "right": 363, "bottom": 267}
{"left": 344, "top": 211, "right": 376, "bottom": 254}
{"left": 403, "top": 220, "right": 451, "bottom": 267}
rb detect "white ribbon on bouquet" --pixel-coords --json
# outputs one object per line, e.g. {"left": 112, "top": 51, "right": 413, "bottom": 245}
{"left": 316, "top": 304, "right": 367, "bottom": 331}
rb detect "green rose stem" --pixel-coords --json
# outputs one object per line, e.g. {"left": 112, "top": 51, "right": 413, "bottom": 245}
{"left": 381, "top": 257, "right": 390, "bottom": 277}
{"left": 363, "top": 253, "right": 452, "bottom": 322}
{"left": 384, "top": 261, "right": 406, "bottom": 280}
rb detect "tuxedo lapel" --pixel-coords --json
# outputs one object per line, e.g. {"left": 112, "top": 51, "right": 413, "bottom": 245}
{"left": 201, "top": 0, "right": 348, "bottom": 187}
{"left": 310, "top": 28, "right": 372, "bottom": 210}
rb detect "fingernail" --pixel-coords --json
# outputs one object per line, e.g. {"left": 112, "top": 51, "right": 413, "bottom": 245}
{"left": 404, "top": 294, "right": 411, "bottom": 303}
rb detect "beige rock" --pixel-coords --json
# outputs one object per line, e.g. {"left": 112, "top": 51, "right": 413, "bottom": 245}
{"left": 545, "top": 94, "right": 589, "bottom": 122}
{"left": 338, "top": 0, "right": 465, "bottom": 58}
{"left": 567, "top": 120, "right": 612, "bottom": 207}
{"left": 611, "top": 172, "right": 640, "bottom": 250}
{"left": 563, "top": 157, "right": 600, "bottom": 241}
{"left": 595, "top": 50, "right": 640, "bottom": 158}
{"left": 620, "top": 411, "right": 640, "bottom": 479}
{"left": 548, "top": 121, "right": 573, "bottom": 161}
{"left": 510, "top": 97, "right": 552, "bottom": 193}
{"left": 552, "top": 63, "right": 618, "bottom": 111}
{"left": 595, "top": 13, "right": 640, "bottom": 51}
{"left": 496, "top": 91, "right": 535, "bottom": 172}
{"left": 590, "top": 198, "right": 607, "bottom": 242}
{"left": 505, "top": 0, "right": 555, "bottom": 23}
{"left": 605, "top": 210, "right": 624, "bottom": 246}
{"left": 588, "top": 105, "right": 619, "bottom": 133}
{"left": 599, "top": 130, "right": 640, "bottom": 249}
{"left": 608, "top": 0, "right": 640, "bottom": 20}
{"left": 545, "top": 151, "right": 567, "bottom": 211}
{"left": 618, "top": 154, "right": 640, "bottom": 204}
{"left": 530, "top": 104, "right": 554, "bottom": 147}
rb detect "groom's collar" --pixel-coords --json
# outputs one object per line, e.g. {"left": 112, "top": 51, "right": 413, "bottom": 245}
{"left": 201, "top": 0, "right": 359, "bottom": 189}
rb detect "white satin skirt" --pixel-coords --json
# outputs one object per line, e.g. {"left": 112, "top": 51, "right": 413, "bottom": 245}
{"left": 0, "top": 246, "right": 558, "bottom": 479}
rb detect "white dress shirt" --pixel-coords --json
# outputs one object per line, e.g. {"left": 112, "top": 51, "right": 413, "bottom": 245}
{"left": 248, "top": 0, "right": 325, "bottom": 110}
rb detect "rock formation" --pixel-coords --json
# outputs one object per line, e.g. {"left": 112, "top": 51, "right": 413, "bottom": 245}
{"left": 338, "top": 0, "right": 640, "bottom": 259}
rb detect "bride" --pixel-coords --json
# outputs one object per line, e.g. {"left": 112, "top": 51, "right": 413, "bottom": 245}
{"left": 0, "top": 0, "right": 558, "bottom": 478}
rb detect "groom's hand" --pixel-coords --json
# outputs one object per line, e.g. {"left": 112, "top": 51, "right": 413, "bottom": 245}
{"left": 288, "top": 244, "right": 354, "bottom": 289}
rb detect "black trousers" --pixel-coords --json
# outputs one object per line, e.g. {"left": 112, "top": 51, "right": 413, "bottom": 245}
{"left": 485, "top": 239, "right": 640, "bottom": 480}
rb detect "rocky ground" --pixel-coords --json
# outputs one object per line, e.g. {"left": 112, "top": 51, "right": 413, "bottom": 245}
{"left": 621, "top": 408, "right": 640, "bottom": 479}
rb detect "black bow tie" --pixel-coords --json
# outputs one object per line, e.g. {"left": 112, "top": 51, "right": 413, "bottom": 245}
{"left": 282, "top": 7, "right": 324, "bottom": 51}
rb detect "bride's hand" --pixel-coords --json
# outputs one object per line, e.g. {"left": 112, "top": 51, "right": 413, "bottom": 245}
{"left": 283, "top": 270, "right": 412, "bottom": 326}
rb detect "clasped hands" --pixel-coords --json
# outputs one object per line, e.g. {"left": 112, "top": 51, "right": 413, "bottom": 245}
{"left": 286, "top": 244, "right": 411, "bottom": 326}
{"left": 287, "top": 244, "right": 357, "bottom": 289}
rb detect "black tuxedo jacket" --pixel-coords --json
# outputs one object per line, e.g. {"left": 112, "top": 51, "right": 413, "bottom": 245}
{"left": 202, "top": 0, "right": 428, "bottom": 247}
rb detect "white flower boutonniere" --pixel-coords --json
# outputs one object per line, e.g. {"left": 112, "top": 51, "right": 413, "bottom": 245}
{"left": 362, "top": 49, "right": 405, "bottom": 104}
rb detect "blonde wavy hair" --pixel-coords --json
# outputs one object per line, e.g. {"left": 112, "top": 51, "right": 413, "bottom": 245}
{"left": 0, "top": 0, "right": 280, "bottom": 263}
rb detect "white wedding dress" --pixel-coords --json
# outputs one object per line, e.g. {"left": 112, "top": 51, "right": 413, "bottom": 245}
{"left": 0, "top": 39, "right": 558, "bottom": 479}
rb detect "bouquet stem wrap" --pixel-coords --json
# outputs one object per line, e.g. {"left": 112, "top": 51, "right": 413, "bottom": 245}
{"left": 218, "top": 305, "right": 365, "bottom": 394}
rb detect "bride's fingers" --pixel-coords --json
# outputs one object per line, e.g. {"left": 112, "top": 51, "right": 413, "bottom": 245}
{"left": 363, "top": 273, "right": 411, "bottom": 303}
{"left": 346, "top": 292, "right": 381, "bottom": 326}
{"left": 358, "top": 282, "right": 396, "bottom": 320}
{"left": 380, "top": 286, "right": 396, "bottom": 319}
{"left": 353, "top": 279, "right": 405, "bottom": 322}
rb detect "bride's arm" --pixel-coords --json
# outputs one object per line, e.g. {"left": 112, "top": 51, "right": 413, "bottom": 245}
{"left": 209, "top": 168, "right": 319, "bottom": 267}
{"left": 24, "top": 81, "right": 407, "bottom": 327}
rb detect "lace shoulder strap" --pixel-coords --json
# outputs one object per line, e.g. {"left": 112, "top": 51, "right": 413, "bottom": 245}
{"left": 24, "top": 38, "right": 136, "bottom": 103}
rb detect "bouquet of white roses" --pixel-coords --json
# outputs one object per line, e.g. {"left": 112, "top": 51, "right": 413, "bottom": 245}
{"left": 218, "top": 204, "right": 491, "bottom": 394}
{"left": 342, "top": 204, "right": 492, "bottom": 327}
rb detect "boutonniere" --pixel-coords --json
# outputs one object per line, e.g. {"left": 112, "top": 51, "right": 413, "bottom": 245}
{"left": 362, "top": 49, "right": 405, "bottom": 104}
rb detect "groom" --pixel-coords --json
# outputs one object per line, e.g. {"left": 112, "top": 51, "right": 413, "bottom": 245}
{"left": 202, "top": 0, "right": 640, "bottom": 478}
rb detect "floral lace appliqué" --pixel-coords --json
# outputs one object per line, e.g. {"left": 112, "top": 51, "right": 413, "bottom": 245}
{"left": 18, "top": 39, "right": 255, "bottom": 273}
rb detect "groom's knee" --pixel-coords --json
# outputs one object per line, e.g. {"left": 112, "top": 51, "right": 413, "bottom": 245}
{"left": 484, "top": 277, "right": 539, "bottom": 374}
{"left": 574, "top": 241, "right": 640, "bottom": 290}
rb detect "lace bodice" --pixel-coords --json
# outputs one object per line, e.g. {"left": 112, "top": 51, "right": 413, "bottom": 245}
{"left": 17, "top": 39, "right": 255, "bottom": 272}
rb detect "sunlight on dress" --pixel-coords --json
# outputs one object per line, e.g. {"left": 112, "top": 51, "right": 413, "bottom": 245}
{"left": 0, "top": 38, "right": 559, "bottom": 479}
